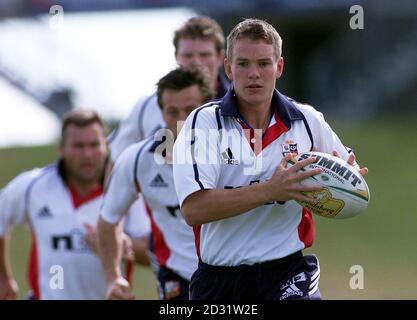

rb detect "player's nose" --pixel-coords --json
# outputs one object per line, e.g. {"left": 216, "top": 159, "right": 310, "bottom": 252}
{"left": 190, "top": 55, "right": 202, "bottom": 66}
{"left": 247, "top": 64, "right": 260, "bottom": 78}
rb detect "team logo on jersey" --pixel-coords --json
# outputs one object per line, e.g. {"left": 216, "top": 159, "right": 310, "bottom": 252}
{"left": 221, "top": 147, "right": 239, "bottom": 165}
{"left": 150, "top": 173, "right": 168, "bottom": 187}
{"left": 51, "top": 229, "right": 91, "bottom": 253}
{"left": 282, "top": 140, "right": 298, "bottom": 156}
{"left": 37, "top": 206, "right": 53, "bottom": 218}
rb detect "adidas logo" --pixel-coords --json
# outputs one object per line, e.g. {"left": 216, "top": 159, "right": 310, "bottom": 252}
{"left": 279, "top": 272, "right": 306, "bottom": 300}
{"left": 280, "top": 272, "right": 307, "bottom": 290}
{"left": 221, "top": 147, "right": 239, "bottom": 165}
{"left": 38, "top": 206, "right": 52, "bottom": 218}
{"left": 280, "top": 284, "right": 303, "bottom": 300}
{"left": 150, "top": 173, "right": 168, "bottom": 187}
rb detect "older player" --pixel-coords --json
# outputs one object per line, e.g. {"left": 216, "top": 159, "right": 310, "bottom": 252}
{"left": 173, "top": 19, "right": 368, "bottom": 300}
{"left": 0, "top": 110, "right": 139, "bottom": 300}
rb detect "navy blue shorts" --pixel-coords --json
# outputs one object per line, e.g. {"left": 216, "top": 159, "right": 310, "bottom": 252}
{"left": 190, "top": 251, "right": 321, "bottom": 300}
{"left": 157, "top": 266, "right": 190, "bottom": 300}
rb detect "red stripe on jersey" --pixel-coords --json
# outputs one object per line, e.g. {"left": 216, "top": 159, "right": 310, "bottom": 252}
{"left": 262, "top": 112, "right": 288, "bottom": 150}
{"left": 144, "top": 202, "right": 170, "bottom": 266}
{"left": 27, "top": 235, "right": 40, "bottom": 300}
{"left": 298, "top": 208, "right": 315, "bottom": 248}
{"left": 237, "top": 112, "right": 288, "bottom": 154}
{"left": 68, "top": 185, "right": 103, "bottom": 209}
{"left": 193, "top": 225, "right": 201, "bottom": 259}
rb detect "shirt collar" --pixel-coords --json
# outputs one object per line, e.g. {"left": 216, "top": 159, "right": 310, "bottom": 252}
{"left": 219, "top": 86, "right": 304, "bottom": 129}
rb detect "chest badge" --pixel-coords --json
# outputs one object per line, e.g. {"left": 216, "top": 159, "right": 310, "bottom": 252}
{"left": 282, "top": 140, "right": 298, "bottom": 156}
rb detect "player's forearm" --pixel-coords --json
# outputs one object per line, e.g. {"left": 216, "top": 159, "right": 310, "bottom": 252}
{"left": 131, "top": 237, "right": 150, "bottom": 266}
{"left": 182, "top": 182, "right": 272, "bottom": 226}
{"left": 97, "top": 217, "right": 123, "bottom": 283}
{"left": 0, "top": 236, "right": 13, "bottom": 281}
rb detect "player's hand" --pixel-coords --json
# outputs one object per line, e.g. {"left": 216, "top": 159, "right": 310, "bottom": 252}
{"left": 85, "top": 223, "right": 133, "bottom": 261}
{"left": 120, "top": 233, "right": 135, "bottom": 262}
{"left": 0, "top": 277, "right": 19, "bottom": 300}
{"left": 106, "top": 276, "right": 135, "bottom": 300}
{"left": 266, "top": 153, "right": 324, "bottom": 204}
{"left": 332, "top": 150, "right": 368, "bottom": 176}
{"left": 84, "top": 223, "right": 98, "bottom": 253}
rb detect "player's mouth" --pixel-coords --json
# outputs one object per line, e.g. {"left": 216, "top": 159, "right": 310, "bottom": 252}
{"left": 246, "top": 84, "right": 263, "bottom": 89}
{"left": 81, "top": 163, "right": 96, "bottom": 170}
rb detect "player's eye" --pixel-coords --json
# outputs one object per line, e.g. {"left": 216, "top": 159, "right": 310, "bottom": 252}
{"left": 167, "top": 109, "right": 179, "bottom": 117}
{"left": 237, "top": 61, "right": 248, "bottom": 67}
{"left": 259, "top": 61, "right": 271, "bottom": 67}
{"left": 199, "top": 52, "right": 212, "bottom": 58}
{"left": 73, "top": 143, "right": 84, "bottom": 149}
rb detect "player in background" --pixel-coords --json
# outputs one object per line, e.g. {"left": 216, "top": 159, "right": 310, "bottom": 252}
{"left": 108, "top": 16, "right": 228, "bottom": 158}
{"left": 173, "top": 19, "right": 369, "bottom": 300}
{"left": 0, "top": 110, "right": 144, "bottom": 300}
{"left": 97, "top": 67, "right": 215, "bottom": 300}
{"left": 106, "top": 16, "right": 229, "bottom": 272}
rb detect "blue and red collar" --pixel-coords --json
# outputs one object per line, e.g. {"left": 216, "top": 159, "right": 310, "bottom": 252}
{"left": 219, "top": 86, "right": 304, "bottom": 130}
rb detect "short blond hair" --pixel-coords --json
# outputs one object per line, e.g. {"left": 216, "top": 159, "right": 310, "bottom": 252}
{"left": 226, "top": 18, "right": 283, "bottom": 61}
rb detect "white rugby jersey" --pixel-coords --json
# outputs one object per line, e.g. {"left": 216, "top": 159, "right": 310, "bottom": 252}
{"left": 102, "top": 136, "right": 198, "bottom": 281}
{"left": 108, "top": 94, "right": 163, "bottom": 161}
{"left": 0, "top": 163, "right": 138, "bottom": 300}
{"left": 173, "top": 88, "right": 351, "bottom": 267}
{"left": 108, "top": 75, "right": 230, "bottom": 160}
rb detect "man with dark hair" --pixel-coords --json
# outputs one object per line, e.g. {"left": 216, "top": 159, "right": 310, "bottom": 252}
{"left": 106, "top": 15, "right": 229, "bottom": 278}
{"left": 97, "top": 67, "right": 215, "bottom": 300}
{"left": 173, "top": 19, "right": 368, "bottom": 300}
{"left": 0, "top": 109, "right": 139, "bottom": 300}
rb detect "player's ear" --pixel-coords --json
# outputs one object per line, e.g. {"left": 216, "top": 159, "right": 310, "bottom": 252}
{"left": 217, "top": 49, "right": 225, "bottom": 66}
{"left": 276, "top": 57, "right": 284, "bottom": 79}
{"left": 224, "top": 58, "right": 233, "bottom": 80}
{"left": 58, "top": 127, "right": 67, "bottom": 157}
{"left": 58, "top": 141, "right": 64, "bottom": 158}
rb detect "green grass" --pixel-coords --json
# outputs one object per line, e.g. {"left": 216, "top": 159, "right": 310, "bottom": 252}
{"left": 1, "top": 118, "right": 416, "bottom": 299}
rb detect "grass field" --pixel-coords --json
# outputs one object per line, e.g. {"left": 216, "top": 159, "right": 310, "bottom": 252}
{"left": 1, "top": 118, "right": 416, "bottom": 299}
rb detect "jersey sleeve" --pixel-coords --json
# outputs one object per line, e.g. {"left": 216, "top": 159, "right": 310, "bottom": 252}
{"left": 173, "top": 106, "right": 221, "bottom": 207}
{"left": 108, "top": 97, "right": 147, "bottom": 161}
{"left": 0, "top": 170, "right": 39, "bottom": 236}
{"left": 101, "top": 143, "right": 143, "bottom": 225}
{"left": 122, "top": 197, "right": 151, "bottom": 239}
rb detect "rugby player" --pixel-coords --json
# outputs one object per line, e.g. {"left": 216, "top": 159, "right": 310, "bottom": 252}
{"left": 173, "top": 19, "right": 368, "bottom": 300}
{"left": 98, "top": 67, "right": 215, "bottom": 300}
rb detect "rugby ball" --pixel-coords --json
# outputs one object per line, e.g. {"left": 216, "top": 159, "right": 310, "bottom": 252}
{"left": 287, "top": 152, "right": 370, "bottom": 219}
